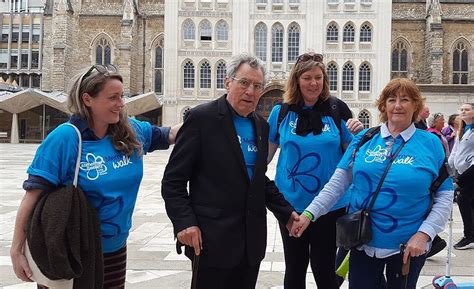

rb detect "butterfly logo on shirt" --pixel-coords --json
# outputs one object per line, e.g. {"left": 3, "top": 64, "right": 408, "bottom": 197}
{"left": 285, "top": 141, "right": 321, "bottom": 194}
{"left": 352, "top": 171, "right": 398, "bottom": 233}
{"left": 80, "top": 153, "right": 108, "bottom": 180}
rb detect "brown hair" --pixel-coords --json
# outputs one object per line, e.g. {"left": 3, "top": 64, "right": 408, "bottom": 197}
{"left": 283, "top": 60, "right": 330, "bottom": 105}
{"left": 458, "top": 103, "right": 474, "bottom": 139}
{"left": 68, "top": 70, "right": 142, "bottom": 156}
{"left": 375, "top": 78, "right": 424, "bottom": 123}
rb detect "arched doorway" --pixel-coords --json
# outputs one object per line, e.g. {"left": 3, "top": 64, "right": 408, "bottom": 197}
{"left": 257, "top": 88, "right": 284, "bottom": 119}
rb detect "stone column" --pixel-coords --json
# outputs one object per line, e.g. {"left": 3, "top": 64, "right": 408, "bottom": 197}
{"left": 424, "top": 0, "right": 444, "bottom": 84}
{"left": 11, "top": 113, "right": 19, "bottom": 144}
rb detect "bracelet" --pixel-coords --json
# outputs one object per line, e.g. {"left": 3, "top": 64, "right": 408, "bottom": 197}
{"left": 302, "top": 210, "right": 314, "bottom": 222}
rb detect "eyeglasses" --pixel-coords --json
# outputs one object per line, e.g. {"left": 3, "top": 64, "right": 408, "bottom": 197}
{"left": 76, "top": 64, "right": 118, "bottom": 97}
{"left": 232, "top": 77, "right": 264, "bottom": 92}
{"left": 295, "top": 53, "right": 323, "bottom": 64}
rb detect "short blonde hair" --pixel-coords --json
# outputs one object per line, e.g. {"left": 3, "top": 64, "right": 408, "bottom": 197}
{"left": 283, "top": 60, "right": 330, "bottom": 105}
{"left": 375, "top": 78, "right": 424, "bottom": 123}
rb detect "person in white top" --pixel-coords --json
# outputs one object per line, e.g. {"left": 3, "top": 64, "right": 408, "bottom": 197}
{"left": 449, "top": 103, "right": 474, "bottom": 250}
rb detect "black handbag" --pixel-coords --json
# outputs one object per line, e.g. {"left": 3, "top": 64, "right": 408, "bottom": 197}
{"left": 336, "top": 138, "right": 407, "bottom": 250}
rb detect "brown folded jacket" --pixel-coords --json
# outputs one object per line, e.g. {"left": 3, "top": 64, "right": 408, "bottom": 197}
{"left": 27, "top": 184, "right": 103, "bottom": 289}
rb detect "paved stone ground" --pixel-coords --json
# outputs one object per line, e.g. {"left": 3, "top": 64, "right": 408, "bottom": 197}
{"left": 0, "top": 143, "right": 473, "bottom": 289}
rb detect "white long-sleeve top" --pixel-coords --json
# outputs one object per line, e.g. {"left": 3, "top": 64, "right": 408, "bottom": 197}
{"left": 448, "top": 127, "right": 473, "bottom": 174}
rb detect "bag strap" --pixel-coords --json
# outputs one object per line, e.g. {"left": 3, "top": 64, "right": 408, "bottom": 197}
{"left": 426, "top": 159, "right": 449, "bottom": 214}
{"left": 66, "top": 123, "right": 82, "bottom": 188}
{"left": 275, "top": 103, "right": 289, "bottom": 141}
{"left": 366, "top": 139, "right": 407, "bottom": 214}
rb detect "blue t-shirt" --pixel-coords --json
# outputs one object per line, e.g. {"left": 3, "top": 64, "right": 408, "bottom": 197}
{"left": 27, "top": 118, "right": 152, "bottom": 253}
{"left": 268, "top": 104, "right": 353, "bottom": 213}
{"left": 234, "top": 116, "right": 258, "bottom": 178}
{"left": 338, "top": 127, "right": 453, "bottom": 249}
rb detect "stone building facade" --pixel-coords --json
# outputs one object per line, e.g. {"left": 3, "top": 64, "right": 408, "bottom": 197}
{"left": 1, "top": 0, "right": 473, "bottom": 143}
{"left": 0, "top": 0, "right": 167, "bottom": 143}
{"left": 163, "top": 0, "right": 393, "bottom": 127}
{"left": 392, "top": 0, "right": 474, "bottom": 115}
{"left": 41, "top": 0, "right": 165, "bottom": 98}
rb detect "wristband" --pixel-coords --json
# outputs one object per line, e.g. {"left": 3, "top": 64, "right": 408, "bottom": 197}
{"left": 302, "top": 210, "right": 314, "bottom": 222}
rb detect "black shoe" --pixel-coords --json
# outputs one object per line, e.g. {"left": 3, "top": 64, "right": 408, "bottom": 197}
{"left": 427, "top": 235, "right": 447, "bottom": 258}
{"left": 454, "top": 237, "right": 474, "bottom": 250}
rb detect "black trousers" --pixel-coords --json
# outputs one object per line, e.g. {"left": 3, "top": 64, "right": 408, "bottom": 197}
{"left": 194, "top": 256, "right": 260, "bottom": 289}
{"left": 279, "top": 208, "right": 345, "bottom": 289}
{"left": 458, "top": 184, "right": 474, "bottom": 239}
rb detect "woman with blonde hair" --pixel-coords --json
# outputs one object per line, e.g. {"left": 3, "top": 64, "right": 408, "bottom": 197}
{"left": 267, "top": 52, "right": 363, "bottom": 289}
{"left": 11, "top": 64, "right": 180, "bottom": 288}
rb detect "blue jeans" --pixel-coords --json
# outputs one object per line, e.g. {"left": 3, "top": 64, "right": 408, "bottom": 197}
{"left": 349, "top": 248, "right": 427, "bottom": 289}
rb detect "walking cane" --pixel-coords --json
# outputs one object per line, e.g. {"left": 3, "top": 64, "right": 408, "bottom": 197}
{"left": 400, "top": 244, "right": 411, "bottom": 289}
{"left": 191, "top": 254, "right": 200, "bottom": 289}
{"left": 176, "top": 241, "right": 200, "bottom": 289}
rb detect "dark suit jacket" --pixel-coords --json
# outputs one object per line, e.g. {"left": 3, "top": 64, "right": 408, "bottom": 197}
{"left": 162, "top": 95, "right": 294, "bottom": 268}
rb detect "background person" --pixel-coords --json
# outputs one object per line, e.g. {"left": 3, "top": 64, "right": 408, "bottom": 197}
{"left": 161, "top": 54, "right": 298, "bottom": 289}
{"left": 442, "top": 113, "right": 459, "bottom": 152}
{"left": 449, "top": 103, "right": 474, "bottom": 250}
{"left": 11, "top": 65, "right": 180, "bottom": 288}
{"left": 414, "top": 104, "right": 430, "bottom": 130}
{"left": 427, "top": 112, "right": 449, "bottom": 155}
{"left": 267, "top": 52, "right": 363, "bottom": 289}
{"left": 292, "top": 78, "right": 453, "bottom": 289}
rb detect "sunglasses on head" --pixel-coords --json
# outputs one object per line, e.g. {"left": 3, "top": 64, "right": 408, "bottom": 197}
{"left": 76, "top": 64, "right": 118, "bottom": 97}
{"left": 295, "top": 53, "right": 323, "bottom": 64}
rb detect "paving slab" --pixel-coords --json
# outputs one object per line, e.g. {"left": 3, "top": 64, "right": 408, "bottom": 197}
{"left": 1, "top": 143, "right": 473, "bottom": 288}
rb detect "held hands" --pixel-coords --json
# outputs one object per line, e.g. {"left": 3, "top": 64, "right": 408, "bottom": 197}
{"left": 402, "top": 231, "right": 430, "bottom": 264}
{"left": 289, "top": 212, "right": 312, "bottom": 237}
{"left": 177, "top": 226, "right": 202, "bottom": 256}
{"left": 346, "top": 118, "right": 364, "bottom": 135}
{"left": 286, "top": 211, "right": 300, "bottom": 237}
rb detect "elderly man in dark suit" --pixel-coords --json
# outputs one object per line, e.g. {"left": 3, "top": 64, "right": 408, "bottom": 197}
{"left": 162, "top": 54, "right": 298, "bottom": 289}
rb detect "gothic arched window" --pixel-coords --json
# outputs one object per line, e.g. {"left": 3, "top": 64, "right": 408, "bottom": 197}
{"left": 183, "top": 19, "right": 195, "bottom": 40}
{"left": 154, "top": 38, "right": 164, "bottom": 93}
{"left": 453, "top": 42, "right": 469, "bottom": 84}
{"left": 342, "top": 62, "right": 354, "bottom": 91}
{"left": 96, "top": 38, "right": 111, "bottom": 65}
{"left": 216, "top": 61, "right": 226, "bottom": 89}
{"left": 183, "top": 60, "right": 195, "bottom": 89}
{"left": 216, "top": 20, "right": 229, "bottom": 41}
{"left": 391, "top": 40, "right": 409, "bottom": 78}
{"left": 200, "top": 61, "right": 211, "bottom": 89}
{"left": 255, "top": 23, "right": 267, "bottom": 61}
{"left": 343, "top": 23, "right": 355, "bottom": 43}
{"left": 327, "top": 62, "right": 338, "bottom": 91}
{"left": 360, "top": 23, "right": 372, "bottom": 43}
{"left": 200, "top": 20, "right": 212, "bottom": 41}
{"left": 359, "top": 63, "right": 371, "bottom": 91}
{"left": 358, "top": 110, "right": 370, "bottom": 129}
{"left": 272, "top": 23, "right": 284, "bottom": 63}
{"left": 327, "top": 23, "right": 338, "bottom": 43}
{"left": 287, "top": 23, "right": 300, "bottom": 63}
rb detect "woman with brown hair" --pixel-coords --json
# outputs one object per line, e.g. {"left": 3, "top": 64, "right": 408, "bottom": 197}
{"left": 11, "top": 65, "right": 180, "bottom": 288}
{"left": 267, "top": 52, "right": 363, "bottom": 289}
